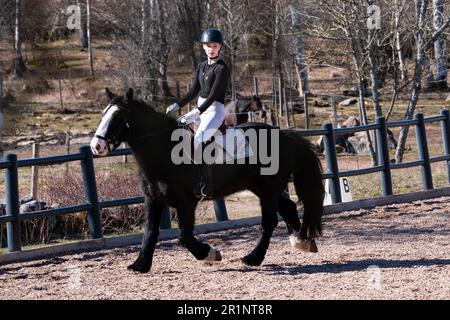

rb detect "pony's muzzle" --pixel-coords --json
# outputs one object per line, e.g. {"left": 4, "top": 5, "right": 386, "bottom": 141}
{"left": 90, "top": 137, "right": 108, "bottom": 156}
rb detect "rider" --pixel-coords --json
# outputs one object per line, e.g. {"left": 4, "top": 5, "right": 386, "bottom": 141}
{"left": 166, "top": 28, "right": 230, "bottom": 199}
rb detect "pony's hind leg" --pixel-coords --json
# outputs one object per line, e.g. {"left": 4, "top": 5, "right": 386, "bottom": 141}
{"left": 241, "top": 195, "right": 278, "bottom": 266}
{"left": 177, "top": 198, "right": 222, "bottom": 263}
{"left": 278, "top": 194, "right": 317, "bottom": 253}
{"left": 277, "top": 193, "right": 301, "bottom": 234}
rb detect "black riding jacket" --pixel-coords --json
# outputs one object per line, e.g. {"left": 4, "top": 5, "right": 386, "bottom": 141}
{"left": 177, "top": 59, "right": 230, "bottom": 114}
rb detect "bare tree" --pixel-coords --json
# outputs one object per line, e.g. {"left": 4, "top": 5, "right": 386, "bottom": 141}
{"left": 14, "top": 0, "right": 26, "bottom": 76}
{"left": 432, "top": 0, "right": 447, "bottom": 89}
{"left": 219, "top": 0, "right": 248, "bottom": 99}
{"left": 174, "top": 0, "right": 209, "bottom": 72}
{"left": 77, "top": 0, "right": 88, "bottom": 48}
{"left": 86, "top": 0, "right": 94, "bottom": 76}
{"left": 290, "top": 4, "right": 309, "bottom": 97}
{"left": 395, "top": 0, "right": 450, "bottom": 162}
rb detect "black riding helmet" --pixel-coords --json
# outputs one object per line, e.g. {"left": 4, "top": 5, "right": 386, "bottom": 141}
{"left": 201, "top": 28, "right": 224, "bottom": 44}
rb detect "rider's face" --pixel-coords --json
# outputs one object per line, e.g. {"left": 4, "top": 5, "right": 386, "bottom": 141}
{"left": 203, "top": 43, "right": 222, "bottom": 58}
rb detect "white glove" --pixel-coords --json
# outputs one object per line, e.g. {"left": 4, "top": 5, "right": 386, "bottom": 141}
{"left": 180, "top": 109, "right": 200, "bottom": 124}
{"left": 166, "top": 103, "right": 180, "bottom": 114}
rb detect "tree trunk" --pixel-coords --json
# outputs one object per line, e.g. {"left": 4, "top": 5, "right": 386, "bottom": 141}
{"left": 351, "top": 34, "right": 377, "bottom": 165}
{"left": 394, "top": 0, "right": 408, "bottom": 84}
{"left": 290, "top": 5, "right": 309, "bottom": 97}
{"left": 368, "top": 35, "right": 383, "bottom": 118}
{"left": 395, "top": 0, "right": 429, "bottom": 163}
{"left": 77, "top": 0, "right": 88, "bottom": 48}
{"left": 86, "top": 0, "right": 94, "bottom": 76}
{"left": 14, "top": 0, "right": 26, "bottom": 77}
{"left": 141, "top": 0, "right": 147, "bottom": 49}
{"left": 156, "top": 0, "right": 173, "bottom": 98}
{"left": 433, "top": 0, "right": 448, "bottom": 89}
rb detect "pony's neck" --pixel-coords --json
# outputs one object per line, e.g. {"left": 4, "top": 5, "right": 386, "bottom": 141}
{"left": 127, "top": 101, "right": 177, "bottom": 181}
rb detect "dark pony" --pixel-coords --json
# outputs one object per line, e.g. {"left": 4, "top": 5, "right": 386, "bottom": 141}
{"left": 224, "top": 95, "right": 265, "bottom": 126}
{"left": 93, "top": 88, "right": 324, "bottom": 273}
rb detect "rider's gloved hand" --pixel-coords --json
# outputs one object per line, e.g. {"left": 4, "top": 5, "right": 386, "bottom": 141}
{"left": 180, "top": 108, "right": 200, "bottom": 124}
{"left": 166, "top": 103, "right": 180, "bottom": 114}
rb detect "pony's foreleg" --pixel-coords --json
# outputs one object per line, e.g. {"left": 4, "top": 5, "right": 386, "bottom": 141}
{"left": 128, "top": 195, "right": 164, "bottom": 273}
{"left": 177, "top": 199, "right": 222, "bottom": 263}
{"left": 241, "top": 197, "right": 278, "bottom": 266}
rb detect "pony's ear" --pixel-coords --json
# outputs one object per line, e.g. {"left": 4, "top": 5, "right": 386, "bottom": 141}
{"left": 124, "top": 88, "right": 134, "bottom": 104}
{"left": 105, "top": 88, "right": 116, "bottom": 101}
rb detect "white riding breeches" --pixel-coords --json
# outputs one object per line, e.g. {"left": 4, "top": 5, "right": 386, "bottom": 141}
{"left": 193, "top": 97, "right": 225, "bottom": 148}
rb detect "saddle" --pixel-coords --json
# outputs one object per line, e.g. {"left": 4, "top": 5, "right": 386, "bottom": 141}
{"left": 182, "top": 121, "right": 227, "bottom": 140}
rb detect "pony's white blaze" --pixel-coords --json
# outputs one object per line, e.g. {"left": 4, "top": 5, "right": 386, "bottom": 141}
{"left": 90, "top": 104, "right": 120, "bottom": 156}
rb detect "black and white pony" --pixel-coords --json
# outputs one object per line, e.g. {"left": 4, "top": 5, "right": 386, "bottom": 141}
{"left": 224, "top": 96, "right": 266, "bottom": 126}
{"left": 90, "top": 88, "right": 324, "bottom": 273}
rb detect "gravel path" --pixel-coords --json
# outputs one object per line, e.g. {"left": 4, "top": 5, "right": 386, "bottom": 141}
{"left": 1, "top": 197, "right": 449, "bottom": 300}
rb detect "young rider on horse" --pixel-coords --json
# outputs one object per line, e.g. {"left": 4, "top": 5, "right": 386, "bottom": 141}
{"left": 166, "top": 28, "right": 230, "bottom": 199}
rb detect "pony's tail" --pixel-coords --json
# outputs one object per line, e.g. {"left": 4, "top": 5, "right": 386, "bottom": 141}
{"left": 291, "top": 134, "right": 325, "bottom": 239}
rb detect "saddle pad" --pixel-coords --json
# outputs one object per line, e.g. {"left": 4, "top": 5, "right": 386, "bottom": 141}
{"left": 212, "top": 128, "right": 254, "bottom": 164}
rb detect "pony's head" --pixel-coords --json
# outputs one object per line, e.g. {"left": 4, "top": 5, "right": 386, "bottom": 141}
{"left": 90, "top": 88, "right": 134, "bottom": 156}
{"left": 250, "top": 95, "right": 263, "bottom": 112}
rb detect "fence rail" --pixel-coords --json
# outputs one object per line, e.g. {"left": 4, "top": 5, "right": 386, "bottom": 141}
{"left": 1, "top": 110, "right": 450, "bottom": 253}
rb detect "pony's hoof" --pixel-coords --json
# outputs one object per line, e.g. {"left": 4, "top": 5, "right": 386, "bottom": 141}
{"left": 290, "top": 233, "right": 319, "bottom": 253}
{"left": 204, "top": 248, "right": 222, "bottom": 262}
{"left": 127, "top": 261, "right": 151, "bottom": 273}
{"left": 241, "top": 254, "right": 263, "bottom": 267}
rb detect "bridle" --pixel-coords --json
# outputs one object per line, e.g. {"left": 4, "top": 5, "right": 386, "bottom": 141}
{"left": 95, "top": 104, "right": 131, "bottom": 152}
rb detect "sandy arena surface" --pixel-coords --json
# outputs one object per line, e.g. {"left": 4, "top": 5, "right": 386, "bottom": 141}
{"left": 1, "top": 196, "right": 450, "bottom": 300}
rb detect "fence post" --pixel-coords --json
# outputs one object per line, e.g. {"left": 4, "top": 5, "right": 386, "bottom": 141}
{"left": 214, "top": 198, "right": 228, "bottom": 222}
{"left": 283, "top": 86, "right": 290, "bottom": 128}
{"left": 278, "top": 78, "right": 283, "bottom": 120}
{"left": 80, "top": 146, "right": 102, "bottom": 239}
{"left": 304, "top": 92, "right": 309, "bottom": 129}
{"left": 376, "top": 116, "right": 393, "bottom": 196}
{"left": 331, "top": 96, "right": 338, "bottom": 128}
{"left": 0, "top": 78, "right": 3, "bottom": 112}
{"left": 160, "top": 206, "right": 172, "bottom": 230}
{"left": 323, "top": 123, "right": 342, "bottom": 203}
{"left": 415, "top": 113, "right": 433, "bottom": 190}
{"left": 187, "top": 84, "right": 191, "bottom": 112}
{"left": 5, "top": 153, "right": 21, "bottom": 252}
{"left": 30, "top": 142, "right": 39, "bottom": 199}
{"left": 253, "top": 76, "right": 259, "bottom": 97}
{"left": 0, "top": 79, "right": 3, "bottom": 156}
{"left": 440, "top": 109, "right": 450, "bottom": 183}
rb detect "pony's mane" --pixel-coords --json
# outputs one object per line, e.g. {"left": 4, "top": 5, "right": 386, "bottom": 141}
{"left": 130, "top": 98, "right": 178, "bottom": 127}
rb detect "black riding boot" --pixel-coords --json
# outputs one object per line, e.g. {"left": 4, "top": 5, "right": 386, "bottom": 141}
{"left": 194, "top": 163, "right": 214, "bottom": 200}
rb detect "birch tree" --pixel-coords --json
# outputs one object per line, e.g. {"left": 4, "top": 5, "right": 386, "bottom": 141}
{"left": 432, "top": 0, "right": 447, "bottom": 89}
{"left": 86, "top": 0, "right": 94, "bottom": 76}
{"left": 290, "top": 4, "right": 309, "bottom": 97}
{"left": 14, "top": 0, "right": 26, "bottom": 76}
{"left": 395, "top": 0, "right": 450, "bottom": 162}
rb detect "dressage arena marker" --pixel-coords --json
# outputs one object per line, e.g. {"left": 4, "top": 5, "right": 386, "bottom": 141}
{"left": 1, "top": 186, "right": 450, "bottom": 267}
{"left": 324, "top": 177, "right": 352, "bottom": 205}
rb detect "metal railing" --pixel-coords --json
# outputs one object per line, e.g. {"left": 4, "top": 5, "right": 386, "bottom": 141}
{"left": 1, "top": 110, "right": 450, "bottom": 253}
